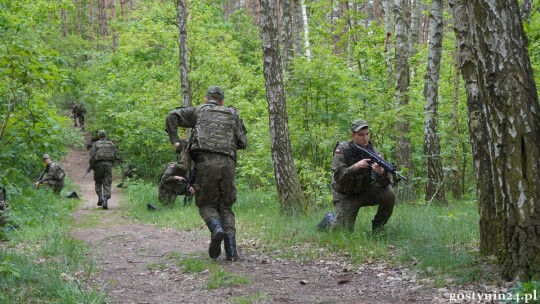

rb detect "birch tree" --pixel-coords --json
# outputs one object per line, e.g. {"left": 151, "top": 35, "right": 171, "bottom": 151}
{"left": 176, "top": 0, "right": 192, "bottom": 106}
{"left": 452, "top": 0, "right": 540, "bottom": 280}
{"left": 422, "top": 0, "right": 446, "bottom": 204}
{"left": 260, "top": 0, "right": 306, "bottom": 215}
{"left": 394, "top": 0, "right": 415, "bottom": 202}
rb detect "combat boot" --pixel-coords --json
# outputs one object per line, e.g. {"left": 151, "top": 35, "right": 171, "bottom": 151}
{"left": 224, "top": 234, "right": 238, "bottom": 261}
{"left": 102, "top": 197, "right": 109, "bottom": 210}
{"left": 317, "top": 212, "right": 335, "bottom": 230}
{"left": 97, "top": 192, "right": 104, "bottom": 206}
{"left": 371, "top": 220, "right": 385, "bottom": 235}
{"left": 205, "top": 218, "right": 224, "bottom": 259}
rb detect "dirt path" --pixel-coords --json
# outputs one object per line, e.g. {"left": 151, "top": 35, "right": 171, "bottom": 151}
{"left": 63, "top": 146, "right": 452, "bottom": 304}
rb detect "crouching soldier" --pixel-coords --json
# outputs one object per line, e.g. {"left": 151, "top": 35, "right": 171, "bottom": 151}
{"left": 35, "top": 154, "right": 65, "bottom": 194}
{"left": 158, "top": 162, "right": 194, "bottom": 206}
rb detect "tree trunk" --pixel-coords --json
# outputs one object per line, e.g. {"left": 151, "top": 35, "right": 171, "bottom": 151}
{"left": 383, "top": 0, "right": 393, "bottom": 88}
{"left": 99, "top": 0, "right": 108, "bottom": 37}
{"left": 111, "top": 0, "right": 118, "bottom": 51}
{"left": 281, "top": 0, "right": 294, "bottom": 71}
{"left": 394, "top": 0, "right": 415, "bottom": 202}
{"left": 452, "top": 0, "right": 540, "bottom": 281}
{"left": 450, "top": 37, "right": 462, "bottom": 200}
{"left": 61, "top": 9, "right": 68, "bottom": 37}
{"left": 408, "top": 0, "right": 421, "bottom": 57}
{"left": 260, "top": 0, "right": 306, "bottom": 215}
{"left": 89, "top": 0, "right": 95, "bottom": 49}
{"left": 520, "top": 0, "right": 533, "bottom": 22}
{"left": 422, "top": 0, "right": 446, "bottom": 204}
{"left": 292, "top": 0, "right": 304, "bottom": 56}
{"left": 176, "top": 0, "right": 192, "bottom": 107}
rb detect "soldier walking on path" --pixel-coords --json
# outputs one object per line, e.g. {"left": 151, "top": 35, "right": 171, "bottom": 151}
{"left": 90, "top": 130, "right": 117, "bottom": 209}
{"left": 35, "top": 154, "right": 65, "bottom": 194}
{"left": 165, "top": 86, "right": 248, "bottom": 261}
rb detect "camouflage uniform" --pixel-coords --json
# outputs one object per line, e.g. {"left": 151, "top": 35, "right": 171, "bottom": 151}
{"left": 165, "top": 86, "right": 247, "bottom": 260}
{"left": 158, "top": 162, "right": 189, "bottom": 205}
{"left": 40, "top": 162, "right": 65, "bottom": 194}
{"left": 329, "top": 140, "right": 396, "bottom": 232}
{"left": 90, "top": 131, "right": 117, "bottom": 209}
{"left": 0, "top": 186, "right": 7, "bottom": 227}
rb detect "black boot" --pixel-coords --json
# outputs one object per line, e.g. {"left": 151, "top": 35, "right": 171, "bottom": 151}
{"left": 372, "top": 220, "right": 385, "bottom": 235}
{"left": 205, "top": 218, "right": 224, "bottom": 259}
{"left": 102, "top": 197, "right": 109, "bottom": 210}
{"left": 97, "top": 192, "right": 104, "bottom": 206}
{"left": 224, "top": 234, "right": 238, "bottom": 261}
{"left": 317, "top": 212, "right": 335, "bottom": 230}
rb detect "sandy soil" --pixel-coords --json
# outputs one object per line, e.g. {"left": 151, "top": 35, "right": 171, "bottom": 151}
{"left": 62, "top": 146, "right": 492, "bottom": 304}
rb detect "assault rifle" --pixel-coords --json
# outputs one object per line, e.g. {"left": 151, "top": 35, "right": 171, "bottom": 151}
{"left": 35, "top": 169, "right": 46, "bottom": 188}
{"left": 353, "top": 145, "right": 408, "bottom": 182}
{"left": 82, "top": 165, "right": 93, "bottom": 179}
{"left": 182, "top": 176, "right": 194, "bottom": 206}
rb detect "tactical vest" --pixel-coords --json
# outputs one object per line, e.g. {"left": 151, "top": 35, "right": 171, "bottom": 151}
{"left": 191, "top": 104, "right": 237, "bottom": 158}
{"left": 333, "top": 141, "right": 374, "bottom": 194}
{"left": 94, "top": 140, "right": 116, "bottom": 161}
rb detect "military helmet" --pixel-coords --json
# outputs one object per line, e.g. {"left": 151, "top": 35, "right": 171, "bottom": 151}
{"left": 42, "top": 153, "right": 51, "bottom": 159}
{"left": 98, "top": 130, "right": 107, "bottom": 138}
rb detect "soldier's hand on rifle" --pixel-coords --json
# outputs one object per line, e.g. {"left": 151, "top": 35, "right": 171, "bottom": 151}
{"left": 354, "top": 158, "right": 372, "bottom": 170}
{"left": 188, "top": 186, "right": 195, "bottom": 194}
{"left": 34, "top": 181, "right": 40, "bottom": 188}
{"left": 174, "top": 176, "right": 186, "bottom": 182}
{"left": 371, "top": 162, "right": 385, "bottom": 176}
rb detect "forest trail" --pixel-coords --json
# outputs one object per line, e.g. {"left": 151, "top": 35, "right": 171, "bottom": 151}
{"left": 63, "top": 145, "right": 449, "bottom": 304}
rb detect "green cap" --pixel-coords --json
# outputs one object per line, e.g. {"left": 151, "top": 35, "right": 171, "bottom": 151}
{"left": 42, "top": 154, "right": 51, "bottom": 159}
{"left": 351, "top": 119, "right": 369, "bottom": 132}
{"left": 206, "top": 86, "right": 224, "bottom": 99}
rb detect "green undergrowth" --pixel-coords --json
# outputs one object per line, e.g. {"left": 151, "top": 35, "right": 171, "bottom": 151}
{"left": 125, "top": 181, "right": 491, "bottom": 285}
{"left": 0, "top": 186, "right": 105, "bottom": 303}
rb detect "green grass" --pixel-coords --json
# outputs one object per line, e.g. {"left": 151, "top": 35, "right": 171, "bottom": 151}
{"left": 127, "top": 181, "right": 488, "bottom": 285}
{"left": 177, "top": 255, "right": 251, "bottom": 289}
{"left": 0, "top": 188, "right": 105, "bottom": 303}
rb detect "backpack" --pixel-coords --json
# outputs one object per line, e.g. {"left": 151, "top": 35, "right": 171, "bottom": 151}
{"left": 79, "top": 104, "right": 87, "bottom": 115}
{"left": 94, "top": 140, "right": 116, "bottom": 161}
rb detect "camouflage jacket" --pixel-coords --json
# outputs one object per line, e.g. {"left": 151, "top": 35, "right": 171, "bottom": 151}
{"left": 41, "top": 162, "right": 65, "bottom": 182}
{"left": 331, "top": 141, "right": 391, "bottom": 195}
{"left": 90, "top": 139, "right": 117, "bottom": 165}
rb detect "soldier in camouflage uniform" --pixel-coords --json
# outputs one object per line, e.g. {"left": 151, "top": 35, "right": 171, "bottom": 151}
{"left": 35, "top": 154, "right": 65, "bottom": 194}
{"left": 165, "top": 86, "right": 248, "bottom": 261}
{"left": 317, "top": 119, "right": 396, "bottom": 233}
{"left": 0, "top": 186, "right": 7, "bottom": 227}
{"left": 158, "top": 162, "right": 193, "bottom": 205}
{"left": 90, "top": 130, "right": 117, "bottom": 209}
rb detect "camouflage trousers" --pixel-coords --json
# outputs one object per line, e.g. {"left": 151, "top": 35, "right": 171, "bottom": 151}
{"left": 93, "top": 161, "right": 113, "bottom": 197}
{"left": 158, "top": 184, "right": 183, "bottom": 205}
{"left": 331, "top": 184, "right": 396, "bottom": 232}
{"left": 193, "top": 153, "right": 237, "bottom": 235}
{"left": 43, "top": 180, "right": 64, "bottom": 194}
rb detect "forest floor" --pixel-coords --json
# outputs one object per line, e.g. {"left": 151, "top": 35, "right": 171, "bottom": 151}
{"left": 63, "top": 143, "right": 505, "bottom": 304}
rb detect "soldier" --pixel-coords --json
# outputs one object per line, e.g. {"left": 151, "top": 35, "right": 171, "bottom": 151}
{"left": 0, "top": 186, "right": 7, "bottom": 227}
{"left": 157, "top": 162, "right": 194, "bottom": 206}
{"left": 317, "top": 119, "right": 396, "bottom": 234}
{"left": 165, "top": 86, "right": 247, "bottom": 261}
{"left": 71, "top": 101, "right": 80, "bottom": 127}
{"left": 71, "top": 101, "right": 86, "bottom": 129}
{"left": 90, "top": 130, "right": 117, "bottom": 209}
{"left": 35, "top": 154, "right": 65, "bottom": 194}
